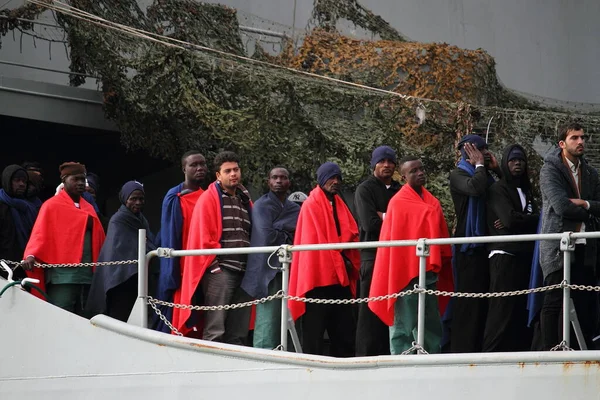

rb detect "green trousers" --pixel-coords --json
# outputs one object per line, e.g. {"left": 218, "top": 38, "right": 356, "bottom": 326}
{"left": 389, "top": 272, "right": 442, "bottom": 355}
{"left": 47, "top": 283, "right": 90, "bottom": 317}
{"left": 253, "top": 274, "right": 282, "bottom": 349}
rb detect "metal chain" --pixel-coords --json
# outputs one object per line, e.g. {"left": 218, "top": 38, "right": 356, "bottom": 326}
{"left": 147, "top": 298, "right": 184, "bottom": 337}
{"left": 146, "top": 283, "right": 573, "bottom": 311}
{"left": 401, "top": 341, "right": 429, "bottom": 355}
{"left": 0, "top": 258, "right": 137, "bottom": 268}
{"left": 567, "top": 284, "right": 600, "bottom": 292}
{"left": 147, "top": 295, "right": 577, "bottom": 355}
{"left": 550, "top": 341, "right": 574, "bottom": 351}
{"left": 147, "top": 291, "right": 287, "bottom": 311}
{"left": 422, "top": 282, "right": 565, "bottom": 299}
{"left": 146, "top": 282, "right": 600, "bottom": 312}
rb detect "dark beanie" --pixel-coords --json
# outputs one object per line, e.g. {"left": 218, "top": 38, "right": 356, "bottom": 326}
{"left": 317, "top": 162, "right": 342, "bottom": 187}
{"left": 86, "top": 172, "right": 100, "bottom": 193}
{"left": 119, "top": 180, "right": 144, "bottom": 205}
{"left": 508, "top": 147, "right": 526, "bottom": 161}
{"left": 458, "top": 134, "right": 487, "bottom": 160}
{"left": 370, "top": 146, "right": 397, "bottom": 169}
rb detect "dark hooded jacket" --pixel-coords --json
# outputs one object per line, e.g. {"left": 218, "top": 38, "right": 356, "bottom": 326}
{"left": 0, "top": 166, "right": 41, "bottom": 259}
{"left": 486, "top": 144, "right": 539, "bottom": 255}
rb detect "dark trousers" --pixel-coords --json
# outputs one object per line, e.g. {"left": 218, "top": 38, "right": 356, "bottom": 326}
{"left": 200, "top": 268, "right": 251, "bottom": 345}
{"left": 302, "top": 284, "right": 356, "bottom": 357}
{"left": 540, "top": 245, "right": 597, "bottom": 350}
{"left": 355, "top": 260, "right": 390, "bottom": 356}
{"left": 106, "top": 275, "right": 138, "bottom": 323}
{"left": 450, "top": 247, "right": 489, "bottom": 353}
{"left": 482, "top": 253, "right": 532, "bottom": 352}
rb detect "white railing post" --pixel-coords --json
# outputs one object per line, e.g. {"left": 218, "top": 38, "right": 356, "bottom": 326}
{"left": 416, "top": 238, "right": 430, "bottom": 354}
{"left": 138, "top": 229, "right": 148, "bottom": 329}
{"left": 278, "top": 246, "right": 292, "bottom": 351}
{"left": 559, "top": 232, "right": 574, "bottom": 348}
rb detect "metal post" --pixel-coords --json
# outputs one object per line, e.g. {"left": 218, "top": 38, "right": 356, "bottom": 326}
{"left": 559, "top": 232, "right": 574, "bottom": 348}
{"left": 138, "top": 229, "right": 148, "bottom": 329}
{"left": 416, "top": 238, "right": 430, "bottom": 353}
{"left": 279, "top": 246, "right": 292, "bottom": 351}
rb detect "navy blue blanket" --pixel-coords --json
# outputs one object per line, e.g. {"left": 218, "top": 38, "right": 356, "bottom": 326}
{"left": 154, "top": 184, "right": 184, "bottom": 332}
{"left": 241, "top": 192, "right": 300, "bottom": 298}
{"left": 527, "top": 210, "right": 543, "bottom": 327}
{"left": 86, "top": 205, "right": 156, "bottom": 317}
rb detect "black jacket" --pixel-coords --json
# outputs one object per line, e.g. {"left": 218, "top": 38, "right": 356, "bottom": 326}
{"left": 486, "top": 144, "right": 539, "bottom": 255}
{"left": 354, "top": 175, "right": 401, "bottom": 261}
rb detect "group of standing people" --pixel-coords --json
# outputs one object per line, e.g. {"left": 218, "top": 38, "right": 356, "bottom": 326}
{"left": 3, "top": 121, "right": 599, "bottom": 355}
{"left": 448, "top": 122, "right": 600, "bottom": 353}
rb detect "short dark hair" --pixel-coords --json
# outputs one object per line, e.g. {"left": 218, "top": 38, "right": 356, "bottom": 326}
{"left": 398, "top": 155, "right": 420, "bottom": 169}
{"left": 269, "top": 165, "right": 289, "bottom": 178}
{"left": 558, "top": 122, "right": 584, "bottom": 142}
{"left": 180, "top": 150, "right": 204, "bottom": 168}
{"left": 214, "top": 151, "right": 240, "bottom": 173}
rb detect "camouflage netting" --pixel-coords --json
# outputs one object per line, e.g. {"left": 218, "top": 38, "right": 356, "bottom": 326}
{"left": 4, "top": 0, "right": 600, "bottom": 227}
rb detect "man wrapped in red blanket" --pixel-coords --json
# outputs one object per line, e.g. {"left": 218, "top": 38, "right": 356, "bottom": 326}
{"left": 369, "top": 156, "right": 453, "bottom": 354}
{"left": 288, "top": 162, "right": 360, "bottom": 357}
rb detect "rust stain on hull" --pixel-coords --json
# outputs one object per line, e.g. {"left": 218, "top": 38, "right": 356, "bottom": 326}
{"left": 563, "top": 362, "right": 575, "bottom": 372}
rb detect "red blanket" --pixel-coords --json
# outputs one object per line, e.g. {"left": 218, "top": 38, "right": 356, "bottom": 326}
{"left": 369, "top": 185, "right": 453, "bottom": 326}
{"left": 172, "top": 183, "right": 222, "bottom": 335}
{"left": 288, "top": 186, "right": 360, "bottom": 320}
{"left": 180, "top": 189, "right": 203, "bottom": 255}
{"left": 172, "top": 188, "right": 204, "bottom": 324}
{"left": 24, "top": 189, "right": 105, "bottom": 298}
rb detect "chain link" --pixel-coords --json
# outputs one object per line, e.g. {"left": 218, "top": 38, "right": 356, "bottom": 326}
{"left": 401, "top": 341, "right": 429, "bottom": 355}
{"left": 422, "top": 283, "right": 565, "bottom": 299}
{"left": 146, "top": 283, "right": 575, "bottom": 312}
{"left": 550, "top": 341, "right": 574, "bottom": 351}
{"left": 567, "top": 284, "right": 600, "bottom": 292}
{"left": 0, "top": 258, "right": 137, "bottom": 268}
{"left": 148, "top": 291, "right": 286, "bottom": 311}
{"left": 148, "top": 298, "right": 184, "bottom": 336}
{"left": 145, "top": 282, "right": 599, "bottom": 353}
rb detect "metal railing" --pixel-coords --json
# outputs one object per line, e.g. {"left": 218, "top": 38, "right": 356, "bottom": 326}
{"left": 136, "top": 229, "right": 600, "bottom": 352}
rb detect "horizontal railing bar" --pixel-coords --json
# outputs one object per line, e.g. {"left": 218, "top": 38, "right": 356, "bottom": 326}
{"left": 156, "top": 231, "right": 600, "bottom": 259}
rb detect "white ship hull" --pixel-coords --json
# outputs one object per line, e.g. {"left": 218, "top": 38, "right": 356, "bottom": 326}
{"left": 2, "top": 277, "right": 600, "bottom": 400}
